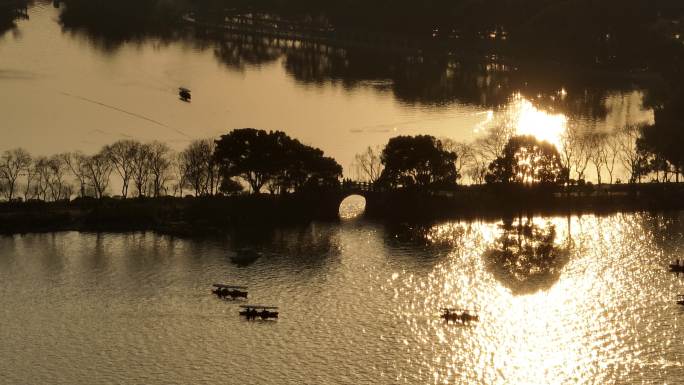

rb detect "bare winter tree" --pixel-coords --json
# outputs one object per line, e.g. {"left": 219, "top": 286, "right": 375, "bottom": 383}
{"left": 131, "top": 142, "right": 152, "bottom": 197}
{"left": 441, "top": 139, "right": 475, "bottom": 182}
{"left": 0, "top": 148, "right": 32, "bottom": 200}
{"left": 352, "top": 145, "right": 383, "bottom": 183}
{"left": 173, "top": 152, "right": 188, "bottom": 197}
{"left": 32, "top": 156, "right": 51, "bottom": 201}
{"left": 474, "top": 124, "right": 515, "bottom": 163}
{"left": 604, "top": 132, "right": 621, "bottom": 183}
{"left": 104, "top": 140, "right": 137, "bottom": 198}
{"left": 570, "top": 131, "right": 592, "bottom": 182}
{"left": 179, "top": 139, "right": 215, "bottom": 196}
{"left": 62, "top": 152, "right": 89, "bottom": 197}
{"left": 588, "top": 132, "right": 608, "bottom": 184}
{"left": 464, "top": 147, "right": 489, "bottom": 185}
{"left": 82, "top": 152, "right": 113, "bottom": 198}
{"left": 559, "top": 124, "right": 581, "bottom": 179}
{"left": 22, "top": 161, "right": 38, "bottom": 200}
{"left": 616, "top": 124, "right": 644, "bottom": 183}
{"left": 31, "top": 156, "right": 71, "bottom": 201}
{"left": 204, "top": 140, "right": 221, "bottom": 195}
{"left": 148, "top": 141, "right": 173, "bottom": 197}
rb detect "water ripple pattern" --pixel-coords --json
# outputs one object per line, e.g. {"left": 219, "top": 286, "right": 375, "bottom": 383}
{"left": 1, "top": 213, "right": 684, "bottom": 384}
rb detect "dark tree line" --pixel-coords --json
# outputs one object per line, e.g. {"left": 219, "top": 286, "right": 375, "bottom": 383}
{"left": 0, "top": 128, "right": 343, "bottom": 202}
{"left": 0, "top": 0, "right": 29, "bottom": 35}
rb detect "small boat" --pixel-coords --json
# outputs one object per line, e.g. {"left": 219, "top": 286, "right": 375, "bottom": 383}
{"left": 179, "top": 87, "right": 191, "bottom": 102}
{"left": 239, "top": 305, "right": 279, "bottom": 320}
{"left": 440, "top": 308, "right": 479, "bottom": 323}
{"left": 677, "top": 295, "right": 684, "bottom": 306}
{"left": 669, "top": 260, "right": 684, "bottom": 272}
{"left": 212, "top": 284, "right": 248, "bottom": 299}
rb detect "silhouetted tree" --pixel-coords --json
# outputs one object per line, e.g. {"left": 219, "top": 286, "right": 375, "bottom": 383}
{"left": 214, "top": 128, "right": 276, "bottom": 193}
{"left": 131, "top": 142, "right": 152, "bottom": 197}
{"left": 485, "top": 135, "right": 567, "bottom": 185}
{"left": 33, "top": 155, "right": 71, "bottom": 201}
{"left": 179, "top": 139, "right": 216, "bottom": 196}
{"left": 616, "top": 124, "right": 646, "bottom": 183}
{"left": 104, "top": 140, "right": 137, "bottom": 198}
{"left": 0, "top": 148, "right": 32, "bottom": 201}
{"left": 214, "top": 128, "right": 342, "bottom": 194}
{"left": 219, "top": 178, "right": 243, "bottom": 195}
{"left": 559, "top": 123, "right": 590, "bottom": 181}
{"left": 352, "top": 145, "right": 383, "bottom": 183}
{"left": 379, "top": 135, "right": 459, "bottom": 189}
{"left": 147, "top": 141, "right": 172, "bottom": 197}
{"left": 441, "top": 138, "right": 476, "bottom": 182}
{"left": 65, "top": 151, "right": 111, "bottom": 199}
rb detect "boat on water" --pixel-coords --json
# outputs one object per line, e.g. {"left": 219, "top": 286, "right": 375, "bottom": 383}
{"left": 178, "top": 87, "right": 191, "bottom": 102}
{"left": 239, "top": 305, "right": 279, "bottom": 320}
{"left": 212, "top": 284, "right": 248, "bottom": 299}
{"left": 669, "top": 260, "right": 684, "bottom": 272}
{"left": 440, "top": 308, "right": 479, "bottom": 323}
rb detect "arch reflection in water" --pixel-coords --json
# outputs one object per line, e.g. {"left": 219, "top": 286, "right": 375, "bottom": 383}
{"left": 385, "top": 215, "right": 681, "bottom": 384}
{"left": 339, "top": 194, "right": 366, "bottom": 220}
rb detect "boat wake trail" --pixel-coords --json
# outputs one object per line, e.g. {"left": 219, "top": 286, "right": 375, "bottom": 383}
{"left": 60, "top": 91, "right": 191, "bottom": 139}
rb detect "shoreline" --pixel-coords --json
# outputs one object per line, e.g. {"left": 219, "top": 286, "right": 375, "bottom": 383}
{"left": 2, "top": 184, "right": 684, "bottom": 236}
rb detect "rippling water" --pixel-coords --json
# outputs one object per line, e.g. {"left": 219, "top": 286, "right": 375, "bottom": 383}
{"left": 2, "top": 212, "right": 684, "bottom": 384}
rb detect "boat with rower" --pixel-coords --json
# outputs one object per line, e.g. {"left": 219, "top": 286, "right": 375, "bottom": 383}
{"left": 178, "top": 87, "right": 191, "bottom": 102}
{"left": 440, "top": 308, "right": 479, "bottom": 323}
{"left": 239, "top": 305, "right": 279, "bottom": 320}
{"left": 212, "top": 284, "right": 248, "bottom": 299}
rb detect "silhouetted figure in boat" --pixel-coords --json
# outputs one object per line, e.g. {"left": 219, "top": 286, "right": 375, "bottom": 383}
{"left": 179, "top": 87, "right": 191, "bottom": 102}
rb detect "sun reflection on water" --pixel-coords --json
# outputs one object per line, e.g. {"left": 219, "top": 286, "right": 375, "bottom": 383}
{"left": 384, "top": 215, "right": 683, "bottom": 384}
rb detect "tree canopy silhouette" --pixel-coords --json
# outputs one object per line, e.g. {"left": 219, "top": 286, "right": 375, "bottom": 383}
{"left": 485, "top": 135, "right": 568, "bottom": 185}
{"left": 379, "top": 135, "right": 459, "bottom": 189}
{"left": 214, "top": 128, "right": 342, "bottom": 194}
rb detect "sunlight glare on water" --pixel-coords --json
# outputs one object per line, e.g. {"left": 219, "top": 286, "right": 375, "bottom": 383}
{"left": 387, "top": 214, "right": 684, "bottom": 384}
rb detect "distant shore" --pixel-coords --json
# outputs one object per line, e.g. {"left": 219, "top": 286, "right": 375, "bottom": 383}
{"left": 1, "top": 183, "right": 684, "bottom": 236}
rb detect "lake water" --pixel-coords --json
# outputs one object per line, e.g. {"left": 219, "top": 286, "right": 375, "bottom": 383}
{"left": 2, "top": 211, "right": 684, "bottom": 384}
{"left": 0, "top": 3, "right": 654, "bottom": 180}
{"left": 2, "top": 4, "right": 684, "bottom": 384}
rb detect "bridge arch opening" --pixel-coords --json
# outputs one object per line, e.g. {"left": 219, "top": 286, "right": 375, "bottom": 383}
{"left": 339, "top": 194, "right": 366, "bottom": 220}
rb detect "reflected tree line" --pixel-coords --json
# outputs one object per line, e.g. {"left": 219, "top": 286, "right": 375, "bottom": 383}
{"left": 48, "top": 0, "right": 640, "bottom": 116}
{"left": 0, "top": 128, "right": 341, "bottom": 202}
{"left": 4, "top": 0, "right": 684, "bottom": 191}
{"left": 0, "top": 0, "right": 29, "bottom": 35}
{"left": 484, "top": 218, "right": 569, "bottom": 295}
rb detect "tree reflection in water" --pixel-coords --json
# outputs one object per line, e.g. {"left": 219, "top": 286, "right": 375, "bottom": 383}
{"left": 0, "top": 1, "right": 29, "bottom": 36}
{"left": 484, "top": 217, "right": 569, "bottom": 295}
